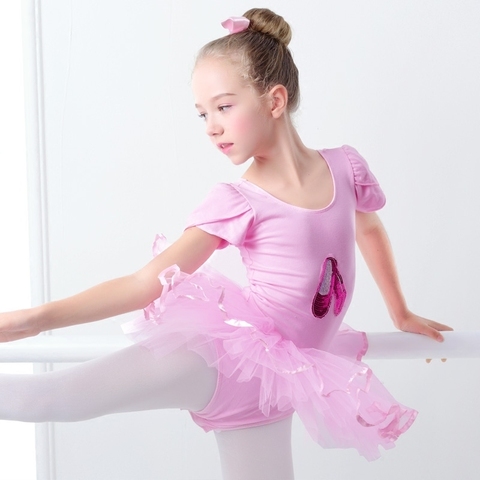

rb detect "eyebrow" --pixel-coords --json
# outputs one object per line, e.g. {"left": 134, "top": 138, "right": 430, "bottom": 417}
{"left": 195, "top": 93, "right": 237, "bottom": 109}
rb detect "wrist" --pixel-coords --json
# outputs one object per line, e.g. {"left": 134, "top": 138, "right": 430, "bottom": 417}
{"left": 31, "top": 303, "right": 51, "bottom": 334}
{"left": 389, "top": 306, "right": 411, "bottom": 328}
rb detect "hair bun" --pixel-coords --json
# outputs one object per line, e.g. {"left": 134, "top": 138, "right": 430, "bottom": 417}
{"left": 243, "top": 8, "right": 292, "bottom": 46}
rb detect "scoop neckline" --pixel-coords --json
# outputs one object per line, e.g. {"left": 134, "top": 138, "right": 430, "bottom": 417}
{"left": 237, "top": 149, "right": 335, "bottom": 213}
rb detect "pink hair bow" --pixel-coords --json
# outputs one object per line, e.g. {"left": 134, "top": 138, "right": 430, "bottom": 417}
{"left": 221, "top": 16, "right": 250, "bottom": 34}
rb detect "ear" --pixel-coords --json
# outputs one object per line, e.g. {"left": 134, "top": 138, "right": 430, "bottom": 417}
{"left": 268, "top": 85, "right": 288, "bottom": 118}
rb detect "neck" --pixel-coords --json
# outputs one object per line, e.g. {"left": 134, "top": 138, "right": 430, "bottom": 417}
{"left": 245, "top": 114, "right": 317, "bottom": 187}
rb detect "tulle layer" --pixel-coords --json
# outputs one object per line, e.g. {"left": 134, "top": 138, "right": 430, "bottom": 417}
{"left": 123, "top": 237, "right": 417, "bottom": 461}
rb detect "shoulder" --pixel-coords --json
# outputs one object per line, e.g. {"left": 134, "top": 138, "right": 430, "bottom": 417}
{"left": 205, "top": 181, "right": 248, "bottom": 199}
{"left": 320, "top": 145, "right": 379, "bottom": 185}
{"left": 196, "top": 182, "right": 252, "bottom": 211}
{"left": 186, "top": 182, "right": 254, "bottom": 248}
{"left": 187, "top": 182, "right": 254, "bottom": 228}
{"left": 341, "top": 145, "right": 379, "bottom": 186}
{"left": 321, "top": 145, "right": 386, "bottom": 212}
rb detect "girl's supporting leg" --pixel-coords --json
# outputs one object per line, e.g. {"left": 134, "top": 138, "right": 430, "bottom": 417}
{"left": 0, "top": 344, "right": 217, "bottom": 422}
{"left": 215, "top": 416, "right": 295, "bottom": 480}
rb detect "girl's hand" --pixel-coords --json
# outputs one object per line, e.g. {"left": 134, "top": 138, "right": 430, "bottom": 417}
{"left": 392, "top": 310, "right": 453, "bottom": 342}
{"left": 0, "top": 308, "right": 41, "bottom": 343}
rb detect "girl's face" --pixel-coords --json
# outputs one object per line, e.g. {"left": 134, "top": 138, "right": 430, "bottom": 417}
{"left": 192, "top": 56, "right": 273, "bottom": 165}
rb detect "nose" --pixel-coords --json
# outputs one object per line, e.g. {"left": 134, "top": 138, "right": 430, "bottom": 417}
{"left": 205, "top": 117, "right": 223, "bottom": 137}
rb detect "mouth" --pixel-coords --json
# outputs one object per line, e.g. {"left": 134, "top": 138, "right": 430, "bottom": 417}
{"left": 217, "top": 143, "right": 233, "bottom": 154}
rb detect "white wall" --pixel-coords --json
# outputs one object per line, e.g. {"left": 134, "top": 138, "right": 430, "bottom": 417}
{"left": 0, "top": 1, "right": 36, "bottom": 479}
{"left": 23, "top": 0, "right": 480, "bottom": 479}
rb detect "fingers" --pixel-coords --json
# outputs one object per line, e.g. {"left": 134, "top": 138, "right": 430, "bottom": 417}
{"left": 421, "top": 324, "right": 445, "bottom": 342}
{"left": 426, "top": 320, "right": 454, "bottom": 332}
{"left": 398, "top": 316, "right": 452, "bottom": 342}
{"left": 424, "top": 319, "right": 454, "bottom": 342}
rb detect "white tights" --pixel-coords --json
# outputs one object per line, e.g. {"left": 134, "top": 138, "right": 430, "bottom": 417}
{"left": 0, "top": 344, "right": 294, "bottom": 479}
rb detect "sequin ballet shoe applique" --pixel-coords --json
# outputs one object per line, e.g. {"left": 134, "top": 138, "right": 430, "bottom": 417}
{"left": 312, "top": 257, "right": 347, "bottom": 318}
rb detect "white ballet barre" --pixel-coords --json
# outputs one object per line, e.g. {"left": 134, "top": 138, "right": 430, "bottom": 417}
{"left": 0, "top": 331, "right": 478, "bottom": 363}
{"left": 365, "top": 331, "right": 480, "bottom": 360}
{"left": 0, "top": 336, "right": 131, "bottom": 363}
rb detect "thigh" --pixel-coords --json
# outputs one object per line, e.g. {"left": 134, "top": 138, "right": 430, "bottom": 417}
{"left": 0, "top": 343, "right": 218, "bottom": 422}
{"left": 215, "top": 416, "right": 295, "bottom": 480}
{"left": 65, "top": 343, "right": 219, "bottom": 416}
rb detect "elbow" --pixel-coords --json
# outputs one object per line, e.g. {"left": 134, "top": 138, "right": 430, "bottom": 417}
{"left": 129, "top": 272, "right": 164, "bottom": 311}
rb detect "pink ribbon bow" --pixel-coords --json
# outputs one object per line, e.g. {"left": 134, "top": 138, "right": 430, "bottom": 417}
{"left": 221, "top": 16, "right": 250, "bottom": 34}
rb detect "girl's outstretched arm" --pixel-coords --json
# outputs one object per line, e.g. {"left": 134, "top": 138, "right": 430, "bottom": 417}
{"left": 355, "top": 211, "right": 452, "bottom": 341}
{"left": 0, "top": 227, "right": 221, "bottom": 342}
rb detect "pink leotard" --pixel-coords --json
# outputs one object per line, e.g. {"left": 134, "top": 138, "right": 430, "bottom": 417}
{"left": 186, "top": 145, "right": 385, "bottom": 349}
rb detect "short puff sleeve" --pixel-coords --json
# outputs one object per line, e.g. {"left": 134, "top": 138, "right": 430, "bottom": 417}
{"left": 343, "top": 145, "right": 386, "bottom": 212}
{"left": 185, "top": 183, "right": 254, "bottom": 249}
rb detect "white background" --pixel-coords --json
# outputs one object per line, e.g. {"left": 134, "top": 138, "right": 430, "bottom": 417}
{"left": 2, "top": 0, "right": 480, "bottom": 479}
{"left": 0, "top": 1, "right": 36, "bottom": 479}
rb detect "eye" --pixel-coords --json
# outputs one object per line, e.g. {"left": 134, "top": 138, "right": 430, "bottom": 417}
{"left": 218, "top": 105, "right": 232, "bottom": 113}
{"left": 197, "top": 112, "right": 207, "bottom": 121}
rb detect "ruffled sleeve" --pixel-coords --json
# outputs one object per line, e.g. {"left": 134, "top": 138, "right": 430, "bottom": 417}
{"left": 343, "top": 145, "right": 386, "bottom": 212}
{"left": 185, "top": 183, "right": 254, "bottom": 249}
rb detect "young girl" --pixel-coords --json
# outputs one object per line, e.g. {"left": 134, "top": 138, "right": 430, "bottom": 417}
{"left": 0, "top": 8, "right": 452, "bottom": 480}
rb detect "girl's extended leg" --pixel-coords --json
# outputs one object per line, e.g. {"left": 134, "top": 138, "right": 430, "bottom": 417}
{"left": 0, "top": 344, "right": 217, "bottom": 422}
{"left": 215, "top": 416, "right": 295, "bottom": 480}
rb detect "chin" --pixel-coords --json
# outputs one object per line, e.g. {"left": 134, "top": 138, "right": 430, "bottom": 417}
{"left": 229, "top": 154, "right": 251, "bottom": 166}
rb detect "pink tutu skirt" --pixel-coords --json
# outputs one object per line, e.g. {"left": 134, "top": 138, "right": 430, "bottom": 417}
{"left": 123, "top": 236, "right": 416, "bottom": 461}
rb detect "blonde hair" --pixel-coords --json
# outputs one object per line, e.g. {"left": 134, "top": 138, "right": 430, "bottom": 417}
{"left": 197, "top": 8, "right": 300, "bottom": 112}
